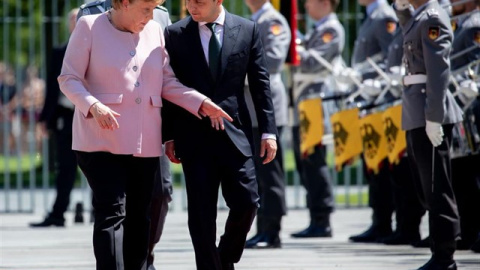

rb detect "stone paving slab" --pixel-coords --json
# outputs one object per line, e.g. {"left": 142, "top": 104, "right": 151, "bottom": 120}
{"left": 1, "top": 208, "right": 479, "bottom": 270}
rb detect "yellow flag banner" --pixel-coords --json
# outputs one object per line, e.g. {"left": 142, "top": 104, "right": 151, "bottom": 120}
{"left": 359, "top": 112, "right": 388, "bottom": 174}
{"left": 330, "top": 108, "right": 363, "bottom": 170}
{"left": 298, "top": 98, "right": 324, "bottom": 154}
{"left": 382, "top": 104, "right": 406, "bottom": 164}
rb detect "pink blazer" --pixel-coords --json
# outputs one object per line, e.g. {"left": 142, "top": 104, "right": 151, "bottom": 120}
{"left": 58, "top": 14, "right": 206, "bottom": 157}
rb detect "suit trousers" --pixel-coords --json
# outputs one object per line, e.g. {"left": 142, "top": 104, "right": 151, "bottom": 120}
{"left": 406, "top": 125, "right": 460, "bottom": 260}
{"left": 292, "top": 126, "right": 334, "bottom": 225}
{"left": 180, "top": 131, "right": 259, "bottom": 270}
{"left": 252, "top": 126, "right": 286, "bottom": 234}
{"left": 50, "top": 109, "right": 78, "bottom": 220}
{"left": 76, "top": 151, "right": 158, "bottom": 270}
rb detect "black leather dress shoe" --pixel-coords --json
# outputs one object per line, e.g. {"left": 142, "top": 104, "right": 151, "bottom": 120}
{"left": 221, "top": 262, "right": 235, "bottom": 270}
{"left": 471, "top": 237, "right": 480, "bottom": 253}
{"left": 349, "top": 226, "right": 392, "bottom": 243}
{"left": 245, "top": 233, "right": 281, "bottom": 249}
{"left": 29, "top": 216, "right": 65, "bottom": 227}
{"left": 291, "top": 224, "right": 332, "bottom": 238}
{"left": 412, "top": 236, "right": 431, "bottom": 248}
{"left": 381, "top": 231, "right": 420, "bottom": 245}
{"left": 245, "top": 233, "right": 264, "bottom": 248}
{"left": 417, "top": 258, "right": 457, "bottom": 270}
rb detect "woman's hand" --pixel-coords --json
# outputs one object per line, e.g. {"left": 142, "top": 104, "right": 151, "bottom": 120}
{"left": 198, "top": 99, "right": 233, "bottom": 130}
{"left": 89, "top": 102, "right": 121, "bottom": 130}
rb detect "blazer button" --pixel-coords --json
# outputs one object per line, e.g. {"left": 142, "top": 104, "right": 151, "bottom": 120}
{"left": 130, "top": 51, "right": 136, "bottom": 56}
{"left": 134, "top": 81, "right": 140, "bottom": 87}
{"left": 135, "top": 97, "right": 142, "bottom": 104}
{"left": 133, "top": 66, "right": 138, "bottom": 72}
{"left": 421, "top": 89, "right": 426, "bottom": 93}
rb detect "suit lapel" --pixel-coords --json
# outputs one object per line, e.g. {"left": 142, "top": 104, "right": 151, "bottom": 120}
{"left": 218, "top": 12, "right": 241, "bottom": 81}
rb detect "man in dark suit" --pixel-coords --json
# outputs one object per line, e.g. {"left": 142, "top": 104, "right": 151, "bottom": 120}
{"left": 163, "top": 0, "right": 278, "bottom": 269}
{"left": 30, "top": 8, "right": 79, "bottom": 228}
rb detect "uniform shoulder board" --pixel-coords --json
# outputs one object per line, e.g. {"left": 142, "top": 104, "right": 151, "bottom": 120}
{"left": 155, "top": 5, "right": 168, "bottom": 12}
{"left": 79, "top": 0, "right": 106, "bottom": 15}
{"left": 426, "top": 8, "right": 439, "bottom": 18}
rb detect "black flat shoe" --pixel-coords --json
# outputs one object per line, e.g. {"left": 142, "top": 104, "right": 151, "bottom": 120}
{"left": 349, "top": 226, "right": 392, "bottom": 243}
{"left": 417, "top": 257, "right": 457, "bottom": 270}
{"left": 381, "top": 231, "right": 421, "bottom": 245}
{"left": 29, "top": 216, "right": 65, "bottom": 227}
{"left": 291, "top": 224, "right": 332, "bottom": 238}
{"left": 246, "top": 233, "right": 281, "bottom": 249}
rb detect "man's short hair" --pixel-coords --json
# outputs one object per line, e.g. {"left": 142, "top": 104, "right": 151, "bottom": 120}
{"left": 330, "top": 0, "right": 340, "bottom": 10}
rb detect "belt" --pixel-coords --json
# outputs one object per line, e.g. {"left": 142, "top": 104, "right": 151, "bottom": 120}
{"left": 403, "top": 74, "right": 427, "bottom": 86}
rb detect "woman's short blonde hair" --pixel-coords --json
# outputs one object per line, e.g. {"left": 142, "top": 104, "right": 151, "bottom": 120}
{"left": 111, "top": 0, "right": 165, "bottom": 10}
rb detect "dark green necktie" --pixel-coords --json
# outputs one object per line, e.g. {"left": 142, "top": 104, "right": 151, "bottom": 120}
{"left": 206, "top": 23, "right": 221, "bottom": 81}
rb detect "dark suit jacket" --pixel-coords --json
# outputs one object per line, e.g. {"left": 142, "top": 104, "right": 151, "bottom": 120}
{"left": 163, "top": 11, "right": 277, "bottom": 158}
{"left": 39, "top": 44, "right": 68, "bottom": 130}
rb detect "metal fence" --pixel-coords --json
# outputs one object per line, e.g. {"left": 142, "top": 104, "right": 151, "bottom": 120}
{"left": 0, "top": 0, "right": 367, "bottom": 214}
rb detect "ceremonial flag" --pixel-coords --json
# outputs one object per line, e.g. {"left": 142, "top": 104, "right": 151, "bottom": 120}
{"left": 359, "top": 112, "right": 388, "bottom": 174}
{"left": 330, "top": 108, "right": 363, "bottom": 170}
{"left": 382, "top": 104, "right": 406, "bottom": 164}
{"left": 298, "top": 98, "right": 324, "bottom": 154}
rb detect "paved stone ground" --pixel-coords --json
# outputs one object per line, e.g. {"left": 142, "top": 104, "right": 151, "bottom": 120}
{"left": 1, "top": 207, "right": 479, "bottom": 270}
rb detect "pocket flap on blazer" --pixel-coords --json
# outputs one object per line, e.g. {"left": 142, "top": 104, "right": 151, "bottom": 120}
{"left": 95, "top": 93, "right": 123, "bottom": 104}
{"left": 150, "top": 95, "right": 163, "bottom": 107}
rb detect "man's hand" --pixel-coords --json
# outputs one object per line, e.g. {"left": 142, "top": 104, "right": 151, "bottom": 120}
{"left": 425, "top": 120, "right": 443, "bottom": 147}
{"left": 89, "top": 102, "right": 120, "bottom": 130}
{"left": 198, "top": 99, "right": 233, "bottom": 131}
{"left": 395, "top": 0, "right": 410, "bottom": 10}
{"left": 165, "top": 141, "right": 181, "bottom": 164}
{"left": 260, "top": 138, "right": 277, "bottom": 164}
{"left": 360, "top": 79, "right": 382, "bottom": 97}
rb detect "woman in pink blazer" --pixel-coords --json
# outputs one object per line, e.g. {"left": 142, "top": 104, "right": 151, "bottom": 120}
{"left": 58, "top": 0, "right": 231, "bottom": 269}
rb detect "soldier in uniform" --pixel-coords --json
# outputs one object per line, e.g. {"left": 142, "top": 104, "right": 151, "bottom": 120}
{"left": 30, "top": 8, "right": 80, "bottom": 228}
{"left": 379, "top": 29, "right": 427, "bottom": 246}
{"left": 243, "top": 0, "right": 290, "bottom": 249}
{"left": 78, "top": 1, "right": 172, "bottom": 269}
{"left": 449, "top": 0, "right": 480, "bottom": 251}
{"left": 290, "top": 0, "right": 344, "bottom": 238}
{"left": 394, "top": 0, "right": 463, "bottom": 268}
{"left": 348, "top": 0, "right": 398, "bottom": 243}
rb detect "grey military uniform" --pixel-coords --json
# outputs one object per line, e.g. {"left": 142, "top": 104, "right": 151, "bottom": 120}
{"left": 396, "top": 1, "right": 461, "bottom": 264}
{"left": 352, "top": 0, "right": 397, "bottom": 78}
{"left": 295, "top": 13, "right": 345, "bottom": 129}
{"left": 451, "top": 11, "right": 480, "bottom": 71}
{"left": 386, "top": 30, "right": 404, "bottom": 70}
{"left": 396, "top": 1, "right": 462, "bottom": 130}
{"left": 249, "top": 2, "right": 290, "bottom": 127}
{"left": 291, "top": 13, "right": 344, "bottom": 231}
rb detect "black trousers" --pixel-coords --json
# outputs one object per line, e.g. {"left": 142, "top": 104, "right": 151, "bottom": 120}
{"left": 292, "top": 126, "right": 334, "bottom": 225}
{"left": 406, "top": 125, "right": 460, "bottom": 260}
{"left": 76, "top": 151, "right": 158, "bottom": 270}
{"left": 363, "top": 158, "right": 395, "bottom": 230}
{"left": 252, "top": 126, "right": 286, "bottom": 234}
{"left": 50, "top": 110, "right": 78, "bottom": 220}
{"left": 147, "top": 151, "right": 172, "bottom": 266}
{"left": 390, "top": 156, "right": 425, "bottom": 237}
{"left": 180, "top": 131, "right": 259, "bottom": 270}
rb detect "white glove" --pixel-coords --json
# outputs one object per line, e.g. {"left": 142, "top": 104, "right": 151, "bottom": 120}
{"left": 395, "top": 0, "right": 410, "bottom": 10}
{"left": 459, "top": 80, "right": 478, "bottom": 98}
{"left": 360, "top": 79, "right": 382, "bottom": 96}
{"left": 425, "top": 120, "right": 444, "bottom": 147}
